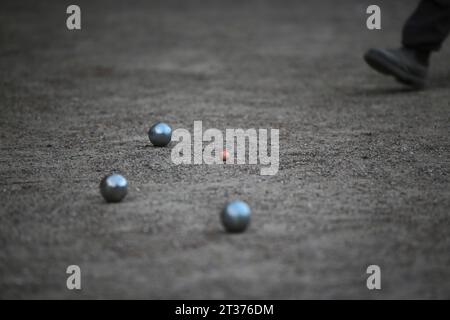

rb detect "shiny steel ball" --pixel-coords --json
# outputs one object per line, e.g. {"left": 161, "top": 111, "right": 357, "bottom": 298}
{"left": 221, "top": 200, "right": 251, "bottom": 233}
{"left": 148, "top": 122, "right": 172, "bottom": 147}
{"left": 100, "top": 174, "right": 128, "bottom": 203}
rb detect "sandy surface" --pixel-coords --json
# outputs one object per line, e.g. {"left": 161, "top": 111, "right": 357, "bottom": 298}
{"left": 0, "top": 0, "right": 449, "bottom": 299}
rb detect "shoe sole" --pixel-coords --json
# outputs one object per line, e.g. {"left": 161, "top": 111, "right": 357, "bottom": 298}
{"left": 364, "top": 49, "right": 426, "bottom": 89}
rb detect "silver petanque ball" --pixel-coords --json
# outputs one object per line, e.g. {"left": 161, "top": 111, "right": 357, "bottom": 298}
{"left": 100, "top": 174, "right": 128, "bottom": 203}
{"left": 148, "top": 122, "right": 172, "bottom": 147}
{"left": 221, "top": 200, "right": 251, "bottom": 233}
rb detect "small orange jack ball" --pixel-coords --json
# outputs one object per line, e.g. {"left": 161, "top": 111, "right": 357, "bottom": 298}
{"left": 220, "top": 149, "right": 230, "bottom": 162}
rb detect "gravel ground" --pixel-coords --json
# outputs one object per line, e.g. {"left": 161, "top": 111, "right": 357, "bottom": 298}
{"left": 0, "top": 0, "right": 449, "bottom": 299}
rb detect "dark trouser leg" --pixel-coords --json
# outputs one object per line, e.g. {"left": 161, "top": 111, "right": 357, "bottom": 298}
{"left": 402, "top": 0, "right": 450, "bottom": 52}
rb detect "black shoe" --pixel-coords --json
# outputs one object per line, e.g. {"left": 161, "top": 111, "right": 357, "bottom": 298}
{"left": 364, "top": 48, "right": 429, "bottom": 89}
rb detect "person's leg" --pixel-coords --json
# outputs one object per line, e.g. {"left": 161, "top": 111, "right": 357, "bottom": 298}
{"left": 402, "top": 0, "right": 450, "bottom": 53}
